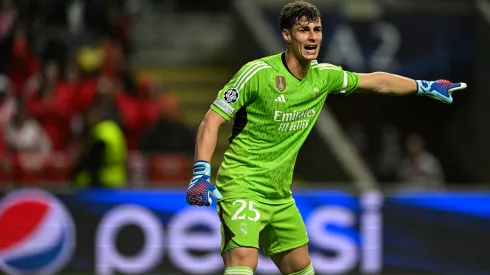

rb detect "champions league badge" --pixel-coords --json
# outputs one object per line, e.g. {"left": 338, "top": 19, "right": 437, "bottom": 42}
{"left": 224, "top": 88, "right": 239, "bottom": 104}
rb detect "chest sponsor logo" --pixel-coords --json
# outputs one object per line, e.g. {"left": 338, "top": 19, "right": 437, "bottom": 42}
{"left": 275, "top": 76, "right": 286, "bottom": 92}
{"left": 273, "top": 108, "right": 316, "bottom": 132}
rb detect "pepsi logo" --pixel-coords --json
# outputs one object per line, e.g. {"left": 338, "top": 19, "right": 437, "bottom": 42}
{"left": 0, "top": 189, "right": 76, "bottom": 275}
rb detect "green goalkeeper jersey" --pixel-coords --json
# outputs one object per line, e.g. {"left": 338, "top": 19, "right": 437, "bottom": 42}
{"left": 211, "top": 52, "right": 360, "bottom": 203}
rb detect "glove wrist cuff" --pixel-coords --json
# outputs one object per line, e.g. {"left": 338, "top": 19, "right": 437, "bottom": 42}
{"left": 193, "top": 160, "right": 211, "bottom": 177}
{"left": 415, "top": 80, "right": 433, "bottom": 96}
{"left": 415, "top": 80, "right": 424, "bottom": 95}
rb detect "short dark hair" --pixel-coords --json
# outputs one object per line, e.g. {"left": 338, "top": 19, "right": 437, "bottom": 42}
{"left": 279, "top": 1, "right": 321, "bottom": 30}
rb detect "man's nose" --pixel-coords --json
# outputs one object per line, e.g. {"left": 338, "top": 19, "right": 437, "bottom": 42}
{"left": 308, "top": 31, "right": 317, "bottom": 41}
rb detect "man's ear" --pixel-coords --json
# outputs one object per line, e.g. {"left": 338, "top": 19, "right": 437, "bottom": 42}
{"left": 282, "top": 28, "right": 291, "bottom": 43}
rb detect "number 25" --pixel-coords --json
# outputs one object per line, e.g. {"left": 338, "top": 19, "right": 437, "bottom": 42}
{"left": 231, "top": 200, "right": 260, "bottom": 222}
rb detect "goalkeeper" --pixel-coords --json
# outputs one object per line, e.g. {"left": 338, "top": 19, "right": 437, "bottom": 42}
{"left": 186, "top": 1, "right": 467, "bottom": 275}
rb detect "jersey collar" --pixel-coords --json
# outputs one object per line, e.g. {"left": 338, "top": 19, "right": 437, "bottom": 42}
{"left": 280, "top": 52, "right": 314, "bottom": 82}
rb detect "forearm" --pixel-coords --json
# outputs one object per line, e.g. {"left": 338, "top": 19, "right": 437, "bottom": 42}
{"left": 187, "top": 112, "right": 224, "bottom": 206}
{"left": 195, "top": 118, "right": 220, "bottom": 163}
{"left": 362, "top": 72, "right": 417, "bottom": 95}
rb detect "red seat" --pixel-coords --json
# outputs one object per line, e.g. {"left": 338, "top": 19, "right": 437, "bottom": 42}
{"left": 148, "top": 154, "right": 192, "bottom": 186}
{"left": 45, "top": 152, "right": 75, "bottom": 182}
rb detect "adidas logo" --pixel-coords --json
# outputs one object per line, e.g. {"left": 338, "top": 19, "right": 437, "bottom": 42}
{"left": 275, "top": 94, "right": 286, "bottom": 102}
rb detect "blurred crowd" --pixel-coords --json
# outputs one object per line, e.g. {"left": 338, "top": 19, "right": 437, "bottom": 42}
{"left": 346, "top": 123, "right": 445, "bottom": 190}
{"left": 0, "top": 0, "right": 195, "bottom": 187}
{"left": 0, "top": 0, "right": 450, "bottom": 189}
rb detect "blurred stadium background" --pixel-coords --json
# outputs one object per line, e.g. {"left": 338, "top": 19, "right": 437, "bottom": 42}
{"left": 0, "top": 0, "right": 489, "bottom": 274}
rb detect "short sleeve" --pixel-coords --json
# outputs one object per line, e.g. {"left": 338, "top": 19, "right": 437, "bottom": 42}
{"left": 315, "top": 63, "right": 361, "bottom": 95}
{"left": 211, "top": 61, "right": 271, "bottom": 120}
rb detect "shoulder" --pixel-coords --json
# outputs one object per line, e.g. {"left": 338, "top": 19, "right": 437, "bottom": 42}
{"left": 309, "top": 61, "right": 343, "bottom": 88}
{"left": 310, "top": 61, "right": 342, "bottom": 73}
{"left": 240, "top": 53, "right": 283, "bottom": 75}
{"left": 233, "top": 59, "right": 274, "bottom": 90}
{"left": 240, "top": 59, "right": 274, "bottom": 74}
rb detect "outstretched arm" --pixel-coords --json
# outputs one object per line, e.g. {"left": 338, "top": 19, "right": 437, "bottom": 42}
{"left": 357, "top": 72, "right": 467, "bottom": 103}
{"left": 357, "top": 72, "right": 417, "bottom": 95}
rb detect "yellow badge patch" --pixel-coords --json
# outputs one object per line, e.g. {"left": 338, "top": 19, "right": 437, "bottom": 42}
{"left": 275, "top": 76, "right": 286, "bottom": 92}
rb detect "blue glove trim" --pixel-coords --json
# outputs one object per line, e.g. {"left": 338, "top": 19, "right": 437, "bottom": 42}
{"left": 193, "top": 160, "right": 211, "bottom": 177}
{"left": 415, "top": 80, "right": 432, "bottom": 96}
{"left": 186, "top": 174, "right": 223, "bottom": 206}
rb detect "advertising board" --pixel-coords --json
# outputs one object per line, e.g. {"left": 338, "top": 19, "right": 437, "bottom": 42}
{"left": 0, "top": 189, "right": 488, "bottom": 275}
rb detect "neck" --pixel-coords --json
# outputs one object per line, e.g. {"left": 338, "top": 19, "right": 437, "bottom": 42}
{"left": 285, "top": 50, "right": 311, "bottom": 80}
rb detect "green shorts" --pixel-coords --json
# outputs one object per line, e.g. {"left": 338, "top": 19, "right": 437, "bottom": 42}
{"left": 217, "top": 198, "right": 309, "bottom": 256}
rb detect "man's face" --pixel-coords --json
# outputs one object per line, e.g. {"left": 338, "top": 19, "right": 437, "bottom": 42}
{"left": 283, "top": 16, "right": 322, "bottom": 61}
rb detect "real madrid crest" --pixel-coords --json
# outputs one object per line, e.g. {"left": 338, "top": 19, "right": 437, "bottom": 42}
{"left": 240, "top": 222, "right": 248, "bottom": 236}
{"left": 313, "top": 87, "right": 319, "bottom": 98}
{"left": 275, "top": 76, "right": 286, "bottom": 92}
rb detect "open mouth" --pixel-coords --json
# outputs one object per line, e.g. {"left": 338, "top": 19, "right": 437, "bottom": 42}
{"left": 304, "top": 45, "right": 318, "bottom": 55}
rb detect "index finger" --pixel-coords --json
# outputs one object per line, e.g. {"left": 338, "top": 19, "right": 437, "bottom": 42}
{"left": 448, "top": 82, "right": 467, "bottom": 94}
